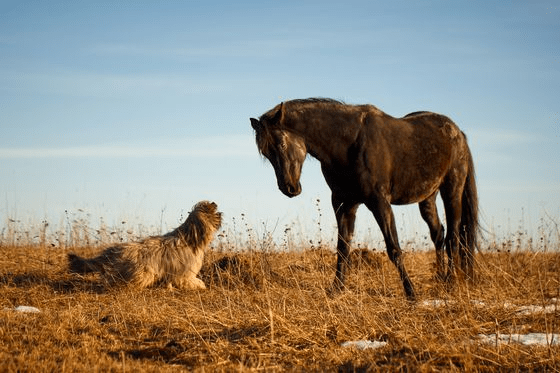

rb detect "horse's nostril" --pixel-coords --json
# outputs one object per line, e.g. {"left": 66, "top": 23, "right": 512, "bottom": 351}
{"left": 285, "top": 183, "right": 301, "bottom": 197}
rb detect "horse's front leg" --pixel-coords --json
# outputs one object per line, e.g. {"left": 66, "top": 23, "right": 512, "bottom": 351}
{"left": 330, "top": 198, "right": 359, "bottom": 294}
{"left": 367, "top": 197, "right": 416, "bottom": 300}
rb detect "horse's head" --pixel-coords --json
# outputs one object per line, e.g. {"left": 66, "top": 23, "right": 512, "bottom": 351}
{"left": 251, "top": 104, "right": 306, "bottom": 198}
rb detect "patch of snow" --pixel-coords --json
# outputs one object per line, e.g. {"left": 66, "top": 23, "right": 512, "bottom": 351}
{"left": 469, "top": 300, "right": 487, "bottom": 307}
{"left": 4, "top": 306, "right": 41, "bottom": 313}
{"left": 341, "top": 340, "right": 387, "bottom": 350}
{"left": 419, "top": 299, "right": 450, "bottom": 307}
{"left": 513, "top": 303, "right": 558, "bottom": 316}
{"left": 500, "top": 301, "right": 558, "bottom": 315}
{"left": 420, "top": 299, "right": 558, "bottom": 315}
{"left": 477, "top": 333, "right": 560, "bottom": 346}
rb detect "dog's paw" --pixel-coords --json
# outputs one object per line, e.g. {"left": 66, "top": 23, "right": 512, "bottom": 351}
{"left": 174, "top": 277, "right": 206, "bottom": 290}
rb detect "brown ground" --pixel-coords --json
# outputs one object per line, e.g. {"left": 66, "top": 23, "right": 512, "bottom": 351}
{"left": 1, "top": 244, "right": 558, "bottom": 372}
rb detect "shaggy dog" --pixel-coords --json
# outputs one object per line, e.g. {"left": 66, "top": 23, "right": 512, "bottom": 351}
{"left": 67, "top": 201, "right": 222, "bottom": 290}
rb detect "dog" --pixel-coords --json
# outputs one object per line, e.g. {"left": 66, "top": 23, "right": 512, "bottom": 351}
{"left": 67, "top": 201, "right": 222, "bottom": 290}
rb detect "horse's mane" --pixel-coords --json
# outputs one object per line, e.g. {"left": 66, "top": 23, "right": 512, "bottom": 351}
{"left": 286, "top": 97, "right": 346, "bottom": 107}
{"left": 259, "top": 98, "right": 347, "bottom": 122}
{"left": 403, "top": 111, "right": 430, "bottom": 118}
{"left": 286, "top": 98, "right": 385, "bottom": 117}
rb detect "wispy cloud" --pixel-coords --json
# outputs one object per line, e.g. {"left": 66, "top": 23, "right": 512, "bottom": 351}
{"left": 0, "top": 70, "right": 233, "bottom": 98}
{"left": 469, "top": 126, "right": 548, "bottom": 165}
{"left": 469, "top": 127, "right": 544, "bottom": 148}
{"left": 0, "top": 135, "right": 255, "bottom": 159}
{"left": 84, "top": 35, "right": 327, "bottom": 59}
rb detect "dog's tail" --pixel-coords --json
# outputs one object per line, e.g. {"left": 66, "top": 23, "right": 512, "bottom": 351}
{"left": 67, "top": 253, "right": 106, "bottom": 274}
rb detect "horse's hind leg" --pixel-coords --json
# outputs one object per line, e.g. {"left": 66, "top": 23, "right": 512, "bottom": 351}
{"left": 419, "top": 193, "right": 445, "bottom": 281}
{"left": 441, "top": 180, "right": 466, "bottom": 281}
{"left": 367, "top": 197, "right": 416, "bottom": 300}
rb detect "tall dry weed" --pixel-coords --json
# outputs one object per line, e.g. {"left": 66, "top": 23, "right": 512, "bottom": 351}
{"left": 0, "top": 215, "right": 559, "bottom": 371}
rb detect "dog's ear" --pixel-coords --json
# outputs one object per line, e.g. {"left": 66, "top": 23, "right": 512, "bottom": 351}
{"left": 184, "top": 219, "right": 204, "bottom": 250}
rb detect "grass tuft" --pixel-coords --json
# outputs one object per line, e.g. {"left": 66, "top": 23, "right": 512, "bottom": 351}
{"left": 0, "top": 215, "right": 559, "bottom": 371}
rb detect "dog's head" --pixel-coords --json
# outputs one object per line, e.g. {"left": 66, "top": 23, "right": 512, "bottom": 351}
{"left": 178, "top": 201, "right": 223, "bottom": 251}
{"left": 191, "top": 201, "right": 222, "bottom": 231}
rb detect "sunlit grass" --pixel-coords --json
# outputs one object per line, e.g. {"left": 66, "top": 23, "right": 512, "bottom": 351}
{"left": 0, "top": 212, "right": 559, "bottom": 371}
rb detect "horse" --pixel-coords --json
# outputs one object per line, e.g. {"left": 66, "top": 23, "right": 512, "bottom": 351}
{"left": 250, "top": 98, "right": 479, "bottom": 300}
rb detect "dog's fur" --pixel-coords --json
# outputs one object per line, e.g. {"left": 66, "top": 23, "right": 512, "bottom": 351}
{"left": 67, "top": 201, "right": 222, "bottom": 290}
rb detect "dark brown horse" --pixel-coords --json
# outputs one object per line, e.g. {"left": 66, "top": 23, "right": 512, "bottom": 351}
{"left": 250, "top": 98, "right": 478, "bottom": 300}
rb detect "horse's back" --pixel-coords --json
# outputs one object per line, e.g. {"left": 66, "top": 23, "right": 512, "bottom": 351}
{"left": 362, "top": 110, "right": 458, "bottom": 141}
{"left": 354, "top": 109, "right": 469, "bottom": 203}
{"left": 398, "top": 111, "right": 464, "bottom": 141}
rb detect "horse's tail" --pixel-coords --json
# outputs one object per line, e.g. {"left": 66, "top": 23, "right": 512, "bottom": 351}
{"left": 67, "top": 252, "right": 106, "bottom": 274}
{"left": 459, "top": 145, "right": 479, "bottom": 279}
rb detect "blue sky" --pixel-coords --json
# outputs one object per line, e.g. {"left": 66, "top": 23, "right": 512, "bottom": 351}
{"left": 1, "top": 1, "right": 559, "bottom": 245}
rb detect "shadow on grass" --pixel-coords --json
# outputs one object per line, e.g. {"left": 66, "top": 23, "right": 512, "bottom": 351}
{"left": 337, "top": 346, "right": 466, "bottom": 373}
{"left": 109, "top": 323, "right": 271, "bottom": 366}
{"left": 0, "top": 271, "right": 107, "bottom": 294}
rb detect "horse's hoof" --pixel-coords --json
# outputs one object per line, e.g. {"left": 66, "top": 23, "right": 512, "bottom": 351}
{"left": 445, "top": 272, "right": 456, "bottom": 284}
{"left": 404, "top": 287, "right": 417, "bottom": 302}
{"left": 326, "top": 282, "right": 345, "bottom": 297}
{"left": 434, "top": 272, "right": 447, "bottom": 283}
{"left": 405, "top": 292, "right": 417, "bottom": 303}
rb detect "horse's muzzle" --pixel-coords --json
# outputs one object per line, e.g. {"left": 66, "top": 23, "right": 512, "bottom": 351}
{"left": 280, "top": 182, "right": 302, "bottom": 198}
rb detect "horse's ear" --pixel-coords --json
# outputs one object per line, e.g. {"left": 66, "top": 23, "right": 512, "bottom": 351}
{"left": 271, "top": 102, "right": 284, "bottom": 125}
{"left": 250, "top": 118, "right": 261, "bottom": 130}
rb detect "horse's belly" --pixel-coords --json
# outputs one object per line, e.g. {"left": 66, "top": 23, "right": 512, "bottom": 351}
{"left": 389, "top": 179, "right": 441, "bottom": 205}
{"left": 323, "top": 162, "right": 443, "bottom": 205}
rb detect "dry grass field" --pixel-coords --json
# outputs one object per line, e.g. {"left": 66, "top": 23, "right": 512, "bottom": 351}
{"left": 0, "top": 220, "right": 559, "bottom": 372}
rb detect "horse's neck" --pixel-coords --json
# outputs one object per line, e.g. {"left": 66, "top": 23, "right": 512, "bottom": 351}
{"left": 285, "top": 110, "right": 360, "bottom": 163}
